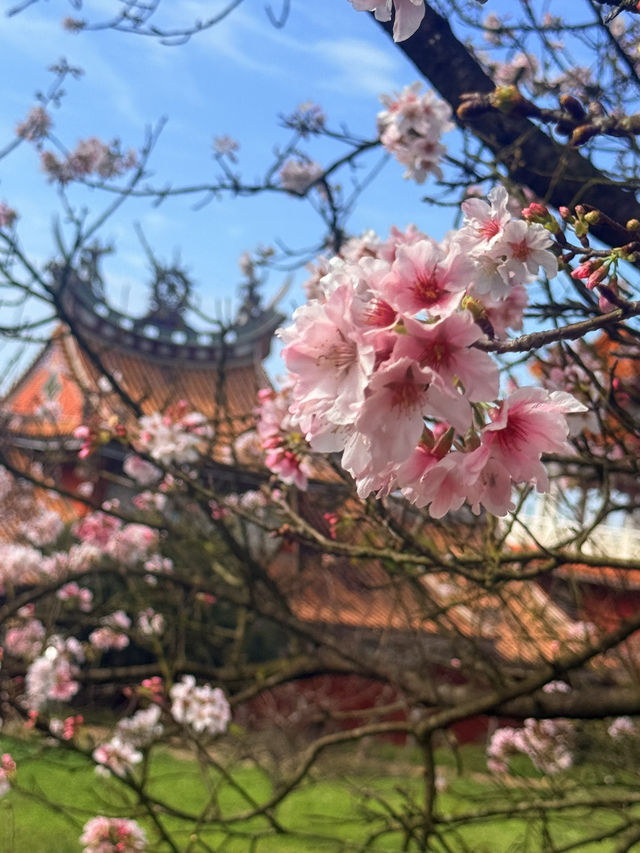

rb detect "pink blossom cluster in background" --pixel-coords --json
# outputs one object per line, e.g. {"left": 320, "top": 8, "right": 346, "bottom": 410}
{"left": 25, "top": 636, "right": 84, "bottom": 710}
{"left": 16, "top": 106, "right": 52, "bottom": 141}
{"left": 266, "top": 185, "right": 585, "bottom": 517}
{"left": 256, "top": 387, "right": 312, "bottom": 489}
{"left": 19, "top": 509, "right": 63, "bottom": 547}
{"left": 0, "top": 202, "right": 18, "bottom": 228}
{"left": 90, "top": 610, "right": 131, "bottom": 652}
{"left": 0, "top": 754, "right": 16, "bottom": 798}
{"left": 114, "top": 705, "right": 164, "bottom": 748}
{"left": 137, "top": 406, "right": 212, "bottom": 465}
{"left": 73, "top": 512, "right": 158, "bottom": 566}
{"left": 41, "top": 137, "right": 137, "bottom": 184}
{"left": 348, "top": 0, "right": 425, "bottom": 42}
{"left": 57, "top": 582, "right": 93, "bottom": 612}
{"left": 279, "top": 158, "right": 324, "bottom": 194}
{"left": 137, "top": 608, "right": 164, "bottom": 637}
{"left": 4, "top": 608, "right": 45, "bottom": 660}
{"left": 80, "top": 816, "right": 147, "bottom": 853}
{"left": 487, "top": 718, "right": 574, "bottom": 774}
{"left": 169, "top": 675, "right": 231, "bottom": 736}
{"left": 377, "top": 82, "right": 453, "bottom": 182}
{"left": 0, "top": 542, "right": 48, "bottom": 592}
{"left": 608, "top": 716, "right": 637, "bottom": 739}
{"left": 49, "top": 714, "right": 83, "bottom": 741}
{"left": 123, "top": 454, "right": 161, "bottom": 486}
{"left": 93, "top": 735, "right": 142, "bottom": 778}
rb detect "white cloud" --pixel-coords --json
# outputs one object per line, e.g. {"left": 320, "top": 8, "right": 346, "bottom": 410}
{"left": 313, "top": 37, "right": 402, "bottom": 97}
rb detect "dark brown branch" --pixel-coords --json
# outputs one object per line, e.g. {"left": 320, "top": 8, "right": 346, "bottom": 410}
{"left": 375, "top": 5, "right": 640, "bottom": 249}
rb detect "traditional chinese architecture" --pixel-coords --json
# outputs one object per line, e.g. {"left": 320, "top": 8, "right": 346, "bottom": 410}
{"left": 1, "top": 244, "right": 283, "bottom": 499}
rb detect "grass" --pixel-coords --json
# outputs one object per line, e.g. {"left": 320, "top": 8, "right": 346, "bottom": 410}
{"left": 1, "top": 734, "right": 638, "bottom": 852}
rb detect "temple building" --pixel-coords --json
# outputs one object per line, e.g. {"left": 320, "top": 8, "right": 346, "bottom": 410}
{"left": 1, "top": 245, "right": 283, "bottom": 501}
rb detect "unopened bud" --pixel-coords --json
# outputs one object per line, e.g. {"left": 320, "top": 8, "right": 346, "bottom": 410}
{"left": 570, "top": 124, "right": 599, "bottom": 147}
{"left": 522, "top": 202, "right": 549, "bottom": 220}
{"left": 584, "top": 210, "right": 600, "bottom": 225}
{"left": 457, "top": 97, "right": 489, "bottom": 121}
{"left": 626, "top": 219, "right": 640, "bottom": 231}
{"left": 559, "top": 94, "right": 586, "bottom": 121}
{"left": 489, "top": 85, "right": 537, "bottom": 116}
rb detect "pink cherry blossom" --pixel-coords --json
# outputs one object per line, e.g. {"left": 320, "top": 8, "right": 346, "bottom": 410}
{"left": 281, "top": 282, "right": 376, "bottom": 430}
{"left": 25, "top": 640, "right": 82, "bottom": 710}
{"left": 377, "top": 82, "right": 452, "bottom": 180}
{"left": 0, "top": 754, "right": 16, "bottom": 799}
{"left": 279, "top": 159, "right": 324, "bottom": 194}
{"left": 381, "top": 240, "right": 471, "bottom": 317}
{"left": 491, "top": 219, "right": 558, "bottom": 286}
{"left": 123, "top": 454, "right": 161, "bottom": 486}
{"left": 80, "top": 816, "right": 147, "bottom": 853}
{"left": 16, "top": 106, "right": 52, "bottom": 141}
{"left": 354, "top": 356, "right": 470, "bottom": 471}
{"left": 137, "top": 409, "right": 212, "bottom": 466}
{"left": 460, "top": 184, "right": 512, "bottom": 249}
{"left": 0, "top": 202, "right": 18, "bottom": 228}
{"left": 482, "top": 388, "right": 586, "bottom": 490}
{"left": 169, "top": 675, "right": 231, "bottom": 735}
{"left": 348, "top": 0, "right": 425, "bottom": 42}
{"left": 93, "top": 736, "right": 142, "bottom": 777}
{"left": 394, "top": 312, "right": 499, "bottom": 401}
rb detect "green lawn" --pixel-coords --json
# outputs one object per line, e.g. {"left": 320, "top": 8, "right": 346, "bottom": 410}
{"left": 1, "top": 735, "right": 637, "bottom": 852}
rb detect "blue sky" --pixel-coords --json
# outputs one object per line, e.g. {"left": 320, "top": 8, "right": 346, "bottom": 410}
{"left": 0, "top": 0, "right": 572, "bottom": 384}
{"left": 0, "top": 2, "right": 448, "bottom": 321}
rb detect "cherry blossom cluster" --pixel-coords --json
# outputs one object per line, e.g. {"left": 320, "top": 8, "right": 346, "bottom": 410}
{"left": 89, "top": 611, "right": 131, "bottom": 652}
{"left": 169, "top": 675, "right": 231, "bottom": 736}
{"left": 25, "top": 636, "right": 84, "bottom": 710}
{"left": 137, "top": 405, "right": 212, "bottom": 465}
{"left": 608, "top": 716, "right": 636, "bottom": 739}
{"left": 270, "top": 186, "right": 585, "bottom": 517}
{"left": 92, "top": 706, "right": 162, "bottom": 777}
{"left": 279, "top": 159, "right": 324, "bottom": 194}
{"left": 73, "top": 512, "right": 158, "bottom": 567}
{"left": 93, "top": 736, "right": 141, "bottom": 778}
{"left": 0, "top": 754, "right": 16, "bottom": 799}
{"left": 213, "top": 134, "right": 240, "bottom": 161}
{"left": 487, "top": 718, "right": 574, "bottom": 775}
{"left": 80, "top": 816, "right": 147, "bottom": 853}
{"left": 4, "top": 606, "right": 45, "bottom": 659}
{"left": 0, "top": 202, "right": 18, "bottom": 228}
{"left": 348, "top": 0, "right": 425, "bottom": 42}
{"left": 282, "top": 101, "right": 327, "bottom": 136}
{"left": 41, "top": 137, "right": 137, "bottom": 184}
{"left": 256, "top": 387, "right": 311, "bottom": 489}
{"left": 16, "top": 106, "right": 52, "bottom": 142}
{"left": 0, "top": 540, "right": 100, "bottom": 595}
{"left": 19, "top": 509, "right": 63, "bottom": 547}
{"left": 49, "top": 714, "right": 83, "bottom": 741}
{"left": 114, "top": 704, "right": 164, "bottom": 748}
{"left": 377, "top": 82, "right": 453, "bottom": 183}
{"left": 123, "top": 454, "right": 161, "bottom": 486}
{"left": 57, "top": 581, "right": 93, "bottom": 611}
{"left": 137, "top": 608, "right": 164, "bottom": 637}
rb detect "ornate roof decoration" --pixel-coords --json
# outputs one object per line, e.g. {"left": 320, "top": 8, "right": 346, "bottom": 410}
{"left": 48, "top": 244, "right": 284, "bottom": 366}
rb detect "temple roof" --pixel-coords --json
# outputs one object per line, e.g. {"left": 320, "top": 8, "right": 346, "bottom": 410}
{"left": 2, "top": 249, "right": 283, "bottom": 459}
